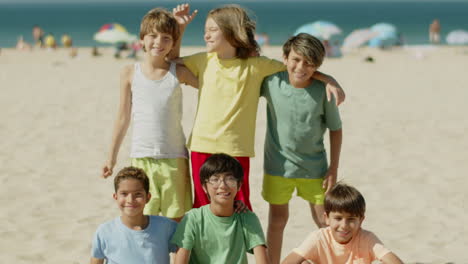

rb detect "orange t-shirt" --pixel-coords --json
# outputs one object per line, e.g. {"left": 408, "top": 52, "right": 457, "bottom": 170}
{"left": 293, "top": 227, "right": 391, "bottom": 264}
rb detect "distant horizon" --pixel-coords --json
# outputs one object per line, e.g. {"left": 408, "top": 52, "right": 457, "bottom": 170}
{"left": 1, "top": 0, "right": 467, "bottom": 4}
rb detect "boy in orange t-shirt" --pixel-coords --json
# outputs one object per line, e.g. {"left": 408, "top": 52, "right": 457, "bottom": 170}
{"left": 282, "top": 183, "right": 403, "bottom": 264}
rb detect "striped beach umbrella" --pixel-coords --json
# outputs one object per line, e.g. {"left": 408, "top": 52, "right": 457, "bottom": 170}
{"left": 94, "top": 23, "right": 137, "bottom": 44}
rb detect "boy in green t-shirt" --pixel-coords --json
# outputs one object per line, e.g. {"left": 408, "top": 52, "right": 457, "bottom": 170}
{"left": 260, "top": 33, "right": 343, "bottom": 264}
{"left": 171, "top": 153, "right": 268, "bottom": 264}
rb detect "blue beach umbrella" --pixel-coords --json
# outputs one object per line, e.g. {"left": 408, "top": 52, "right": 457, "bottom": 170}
{"left": 368, "top": 23, "right": 398, "bottom": 47}
{"left": 446, "top": 30, "right": 468, "bottom": 45}
{"left": 294, "top": 20, "right": 342, "bottom": 40}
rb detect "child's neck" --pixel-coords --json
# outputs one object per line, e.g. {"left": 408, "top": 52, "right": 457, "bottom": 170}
{"left": 120, "top": 214, "right": 149, "bottom": 230}
{"left": 142, "top": 54, "right": 169, "bottom": 69}
{"left": 216, "top": 47, "right": 236, "bottom": 60}
{"left": 209, "top": 202, "right": 234, "bottom": 217}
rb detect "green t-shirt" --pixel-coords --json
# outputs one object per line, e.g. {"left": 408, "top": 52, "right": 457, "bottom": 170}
{"left": 171, "top": 205, "right": 266, "bottom": 264}
{"left": 261, "top": 71, "right": 342, "bottom": 179}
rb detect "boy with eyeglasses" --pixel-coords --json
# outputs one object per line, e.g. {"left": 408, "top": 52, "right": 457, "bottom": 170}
{"left": 171, "top": 153, "right": 268, "bottom": 264}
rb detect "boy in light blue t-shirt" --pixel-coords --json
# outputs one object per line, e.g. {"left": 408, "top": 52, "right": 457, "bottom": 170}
{"left": 90, "top": 167, "right": 177, "bottom": 264}
{"left": 260, "top": 33, "right": 343, "bottom": 264}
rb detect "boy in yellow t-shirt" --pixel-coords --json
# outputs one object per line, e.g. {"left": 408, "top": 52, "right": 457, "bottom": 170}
{"left": 282, "top": 183, "right": 403, "bottom": 264}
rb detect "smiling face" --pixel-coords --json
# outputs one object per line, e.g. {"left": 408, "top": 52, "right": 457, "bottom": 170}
{"left": 204, "top": 17, "right": 232, "bottom": 54}
{"left": 325, "top": 211, "right": 364, "bottom": 244}
{"left": 283, "top": 48, "right": 318, "bottom": 88}
{"left": 141, "top": 30, "right": 174, "bottom": 57}
{"left": 113, "top": 179, "right": 150, "bottom": 218}
{"left": 202, "top": 172, "right": 241, "bottom": 206}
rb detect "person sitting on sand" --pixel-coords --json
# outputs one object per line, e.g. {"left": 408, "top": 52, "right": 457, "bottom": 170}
{"left": 16, "top": 36, "right": 32, "bottom": 51}
{"left": 61, "top": 34, "right": 73, "bottom": 48}
{"left": 90, "top": 167, "right": 177, "bottom": 264}
{"left": 44, "top": 33, "right": 57, "bottom": 50}
{"left": 282, "top": 183, "right": 404, "bottom": 264}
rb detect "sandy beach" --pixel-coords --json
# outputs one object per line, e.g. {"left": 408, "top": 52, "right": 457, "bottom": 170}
{"left": 0, "top": 45, "right": 467, "bottom": 263}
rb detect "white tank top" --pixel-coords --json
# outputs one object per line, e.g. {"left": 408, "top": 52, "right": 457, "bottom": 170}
{"left": 130, "top": 62, "right": 187, "bottom": 159}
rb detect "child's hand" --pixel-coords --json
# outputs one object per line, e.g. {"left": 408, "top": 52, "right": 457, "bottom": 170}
{"left": 173, "top": 3, "right": 198, "bottom": 30}
{"left": 102, "top": 162, "right": 115, "bottom": 179}
{"left": 234, "top": 200, "right": 249, "bottom": 213}
{"left": 322, "top": 169, "right": 337, "bottom": 194}
{"left": 325, "top": 80, "right": 345, "bottom": 106}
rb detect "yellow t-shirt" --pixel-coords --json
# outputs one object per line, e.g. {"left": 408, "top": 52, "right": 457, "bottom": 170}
{"left": 183, "top": 52, "right": 285, "bottom": 157}
{"left": 293, "top": 227, "right": 391, "bottom": 264}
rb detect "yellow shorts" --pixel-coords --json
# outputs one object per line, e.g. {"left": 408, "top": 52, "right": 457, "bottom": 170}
{"left": 262, "top": 173, "right": 325, "bottom": 205}
{"left": 131, "top": 157, "right": 192, "bottom": 218}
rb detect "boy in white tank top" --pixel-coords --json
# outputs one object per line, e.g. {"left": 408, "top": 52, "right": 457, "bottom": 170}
{"left": 101, "top": 7, "right": 198, "bottom": 222}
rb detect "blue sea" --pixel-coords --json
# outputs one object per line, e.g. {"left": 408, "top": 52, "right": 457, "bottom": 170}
{"left": 1, "top": 1, "right": 467, "bottom": 47}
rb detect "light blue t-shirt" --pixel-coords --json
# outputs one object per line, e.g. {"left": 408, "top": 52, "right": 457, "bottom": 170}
{"left": 261, "top": 71, "right": 342, "bottom": 179}
{"left": 91, "top": 216, "right": 177, "bottom": 264}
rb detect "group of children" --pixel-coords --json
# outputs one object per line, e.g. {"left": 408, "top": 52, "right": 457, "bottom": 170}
{"left": 93, "top": 3, "right": 403, "bottom": 264}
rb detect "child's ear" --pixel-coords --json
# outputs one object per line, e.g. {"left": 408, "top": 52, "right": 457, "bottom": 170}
{"left": 113, "top": 193, "right": 118, "bottom": 200}
{"left": 324, "top": 212, "right": 330, "bottom": 225}
{"left": 237, "top": 182, "right": 242, "bottom": 192}
{"left": 202, "top": 184, "right": 211, "bottom": 200}
{"left": 283, "top": 54, "right": 288, "bottom": 65}
{"left": 145, "top": 192, "right": 151, "bottom": 204}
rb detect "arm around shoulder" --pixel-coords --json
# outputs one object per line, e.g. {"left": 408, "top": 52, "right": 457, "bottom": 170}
{"left": 176, "top": 64, "right": 198, "bottom": 88}
{"left": 381, "top": 252, "right": 404, "bottom": 264}
{"left": 313, "top": 71, "right": 345, "bottom": 106}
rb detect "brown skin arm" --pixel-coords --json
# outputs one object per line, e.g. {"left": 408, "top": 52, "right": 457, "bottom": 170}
{"left": 90, "top": 257, "right": 104, "bottom": 264}
{"left": 253, "top": 245, "right": 269, "bottom": 264}
{"left": 174, "top": 247, "right": 191, "bottom": 264}
{"left": 381, "top": 252, "right": 404, "bottom": 264}
{"left": 281, "top": 252, "right": 307, "bottom": 264}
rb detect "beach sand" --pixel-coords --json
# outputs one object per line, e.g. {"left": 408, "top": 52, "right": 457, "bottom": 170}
{"left": 0, "top": 45, "right": 467, "bottom": 263}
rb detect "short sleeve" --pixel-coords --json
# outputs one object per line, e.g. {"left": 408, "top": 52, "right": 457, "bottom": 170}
{"left": 171, "top": 212, "right": 196, "bottom": 250}
{"left": 323, "top": 94, "right": 342, "bottom": 131}
{"left": 91, "top": 228, "right": 105, "bottom": 259}
{"left": 366, "top": 232, "right": 392, "bottom": 260}
{"left": 255, "top": 57, "right": 286, "bottom": 78}
{"left": 182, "top": 52, "right": 206, "bottom": 77}
{"left": 292, "top": 230, "right": 320, "bottom": 260}
{"left": 241, "top": 212, "right": 266, "bottom": 254}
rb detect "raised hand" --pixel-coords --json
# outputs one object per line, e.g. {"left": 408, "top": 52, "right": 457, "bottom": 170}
{"left": 173, "top": 3, "right": 198, "bottom": 30}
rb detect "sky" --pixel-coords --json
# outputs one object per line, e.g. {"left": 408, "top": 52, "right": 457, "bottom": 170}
{"left": 1, "top": 0, "right": 466, "bottom": 3}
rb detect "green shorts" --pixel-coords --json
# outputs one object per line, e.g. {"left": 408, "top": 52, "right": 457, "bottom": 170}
{"left": 262, "top": 173, "right": 325, "bottom": 205}
{"left": 131, "top": 157, "right": 192, "bottom": 218}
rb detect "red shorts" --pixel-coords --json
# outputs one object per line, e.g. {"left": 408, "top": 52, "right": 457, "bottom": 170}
{"left": 190, "top": 151, "right": 252, "bottom": 210}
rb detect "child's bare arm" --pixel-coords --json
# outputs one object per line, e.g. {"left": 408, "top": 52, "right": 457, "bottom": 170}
{"left": 101, "top": 65, "right": 133, "bottom": 178}
{"left": 323, "top": 128, "right": 342, "bottom": 194}
{"left": 176, "top": 64, "right": 198, "bottom": 88}
{"left": 281, "top": 252, "right": 306, "bottom": 264}
{"left": 169, "top": 3, "right": 198, "bottom": 60}
{"left": 90, "top": 257, "right": 104, "bottom": 264}
{"left": 253, "top": 245, "right": 269, "bottom": 264}
{"left": 174, "top": 247, "right": 191, "bottom": 264}
{"left": 313, "top": 71, "right": 345, "bottom": 106}
{"left": 381, "top": 252, "right": 404, "bottom": 264}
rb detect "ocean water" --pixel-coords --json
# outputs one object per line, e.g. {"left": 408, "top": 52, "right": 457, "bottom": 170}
{"left": 0, "top": 1, "right": 467, "bottom": 47}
